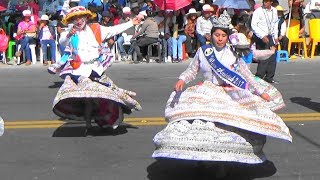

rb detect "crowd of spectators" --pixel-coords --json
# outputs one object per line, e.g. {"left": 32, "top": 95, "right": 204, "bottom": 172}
{"left": 0, "top": 0, "right": 320, "bottom": 66}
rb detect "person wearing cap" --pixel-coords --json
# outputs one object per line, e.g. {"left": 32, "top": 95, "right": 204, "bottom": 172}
{"left": 15, "top": 9, "right": 37, "bottom": 66}
{"left": 38, "top": 14, "right": 57, "bottom": 66}
{"left": 117, "top": 7, "right": 136, "bottom": 61}
{"left": 152, "top": 10, "right": 291, "bottom": 172}
{"left": 276, "top": 5, "right": 289, "bottom": 51}
{"left": 100, "top": 11, "right": 114, "bottom": 27}
{"left": 251, "top": 0, "right": 279, "bottom": 84}
{"left": 196, "top": 4, "right": 214, "bottom": 46}
{"left": 131, "top": 10, "right": 159, "bottom": 63}
{"left": 184, "top": 8, "right": 198, "bottom": 58}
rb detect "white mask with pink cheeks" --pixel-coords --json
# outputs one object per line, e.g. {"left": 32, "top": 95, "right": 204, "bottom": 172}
{"left": 73, "top": 17, "right": 87, "bottom": 31}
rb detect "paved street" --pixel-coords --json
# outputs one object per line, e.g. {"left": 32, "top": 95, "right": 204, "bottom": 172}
{"left": 0, "top": 59, "right": 320, "bottom": 180}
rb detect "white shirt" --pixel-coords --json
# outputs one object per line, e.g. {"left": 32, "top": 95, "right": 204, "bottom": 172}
{"left": 310, "top": 0, "right": 320, "bottom": 11}
{"left": 278, "top": 19, "right": 287, "bottom": 37}
{"left": 179, "top": 45, "right": 237, "bottom": 85}
{"left": 251, "top": 6, "right": 279, "bottom": 39}
{"left": 196, "top": 16, "right": 213, "bottom": 36}
{"left": 41, "top": 26, "right": 52, "bottom": 40}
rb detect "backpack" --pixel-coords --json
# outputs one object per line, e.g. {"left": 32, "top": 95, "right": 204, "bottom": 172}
{"left": 0, "top": 28, "right": 9, "bottom": 52}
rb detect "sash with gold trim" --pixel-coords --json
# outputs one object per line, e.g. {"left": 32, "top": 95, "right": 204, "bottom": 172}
{"left": 202, "top": 44, "right": 248, "bottom": 90}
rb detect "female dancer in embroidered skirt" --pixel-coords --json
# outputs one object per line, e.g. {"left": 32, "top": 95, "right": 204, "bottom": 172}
{"left": 48, "top": 6, "right": 142, "bottom": 132}
{"left": 152, "top": 10, "right": 292, "bottom": 165}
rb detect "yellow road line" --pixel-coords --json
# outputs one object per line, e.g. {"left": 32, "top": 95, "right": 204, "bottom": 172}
{"left": 279, "top": 113, "right": 320, "bottom": 117}
{"left": 4, "top": 113, "right": 320, "bottom": 129}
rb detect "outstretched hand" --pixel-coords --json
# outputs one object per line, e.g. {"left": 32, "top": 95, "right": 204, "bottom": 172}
{"left": 261, "top": 92, "right": 270, "bottom": 102}
{"left": 175, "top": 79, "right": 185, "bottom": 92}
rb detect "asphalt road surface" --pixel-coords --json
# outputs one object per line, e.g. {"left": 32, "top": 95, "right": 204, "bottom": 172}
{"left": 0, "top": 59, "right": 319, "bottom": 180}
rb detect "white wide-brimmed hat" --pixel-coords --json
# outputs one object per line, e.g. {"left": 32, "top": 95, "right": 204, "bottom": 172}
{"left": 62, "top": 6, "right": 96, "bottom": 25}
{"left": 40, "top": 14, "right": 49, "bottom": 21}
{"left": 186, "top": 8, "right": 199, "bottom": 16}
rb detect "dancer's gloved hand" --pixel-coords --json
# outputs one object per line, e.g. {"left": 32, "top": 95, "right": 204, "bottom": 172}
{"left": 175, "top": 79, "right": 185, "bottom": 92}
{"left": 261, "top": 92, "right": 270, "bottom": 102}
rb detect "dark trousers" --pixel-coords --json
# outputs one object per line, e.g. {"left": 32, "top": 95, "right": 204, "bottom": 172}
{"left": 132, "top": 36, "right": 158, "bottom": 62}
{"left": 253, "top": 35, "right": 277, "bottom": 82}
{"left": 185, "top": 35, "right": 197, "bottom": 54}
{"left": 279, "top": 36, "right": 289, "bottom": 51}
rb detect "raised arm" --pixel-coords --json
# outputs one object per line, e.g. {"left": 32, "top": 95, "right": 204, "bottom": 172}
{"left": 100, "top": 21, "right": 135, "bottom": 40}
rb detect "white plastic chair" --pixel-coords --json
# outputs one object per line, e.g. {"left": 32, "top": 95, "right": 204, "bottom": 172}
{"left": 39, "top": 43, "right": 60, "bottom": 64}
{"left": 16, "top": 44, "right": 37, "bottom": 64}
{"left": 1, "top": 52, "right": 6, "bottom": 64}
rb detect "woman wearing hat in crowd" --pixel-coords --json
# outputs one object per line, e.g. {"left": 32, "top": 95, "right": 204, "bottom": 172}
{"left": 48, "top": 6, "right": 142, "bottom": 130}
{"left": 14, "top": 9, "right": 37, "bottom": 66}
{"left": 152, "top": 10, "right": 291, "bottom": 176}
{"left": 184, "top": 8, "right": 199, "bottom": 58}
{"left": 38, "top": 14, "right": 57, "bottom": 66}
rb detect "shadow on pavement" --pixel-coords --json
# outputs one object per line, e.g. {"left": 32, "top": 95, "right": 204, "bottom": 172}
{"left": 289, "top": 126, "right": 320, "bottom": 149}
{"left": 48, "top": 81, "right": 63, "bottom": 89}
{"left": 290, "top": 97, "right": 320, "bottom": 112}
{"left": 52, "top": 122, "right": 138, "bottom": 137}
{"left": 147, "top": 159, "right": 277, "bottom": 180}
{"left": 48, "top": 81, "right": 63, "bottom": 88}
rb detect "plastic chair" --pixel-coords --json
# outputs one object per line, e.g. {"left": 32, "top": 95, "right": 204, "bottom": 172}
{"left": 276, "top": 50, "right": 289, "bottom": 62}
{"left": 308, "top": 19, "right": 320, "bottom": 58}
{"left": 6, "top": 40, "right": 16, "bottom": 59}
{"left": 287, "top": 19, "right": 308, "bottom": 58}
{"left": 16, "top": 44, "right": 37, "bottom": 64}
{"left": 39, "top": 42, "right": 60, "bottom": 64}
{"left": 146, "top": 41, "right": 162, "bottom": 63}
{"left": 6, "top": 22, "right": 16, "bottom": 60}
{"left": 1, "top": 52, "right": 6, "bottom": 64}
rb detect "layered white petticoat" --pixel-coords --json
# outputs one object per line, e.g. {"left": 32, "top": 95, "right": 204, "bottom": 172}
{"left": 153, "top": 81, "right": 292, "bottom": 164}
{"left": 52, "top": 75, "right": 142, "bottom": 128}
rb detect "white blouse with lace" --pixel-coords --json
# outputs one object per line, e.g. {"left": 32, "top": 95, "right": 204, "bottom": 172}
{"left": 179, "top": 45, "right": 264, "bottom": 95}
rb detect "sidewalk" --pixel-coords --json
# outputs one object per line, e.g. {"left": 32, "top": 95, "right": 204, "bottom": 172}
{"left": 1, "top": 56, "right": 320, "bottom": 69}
